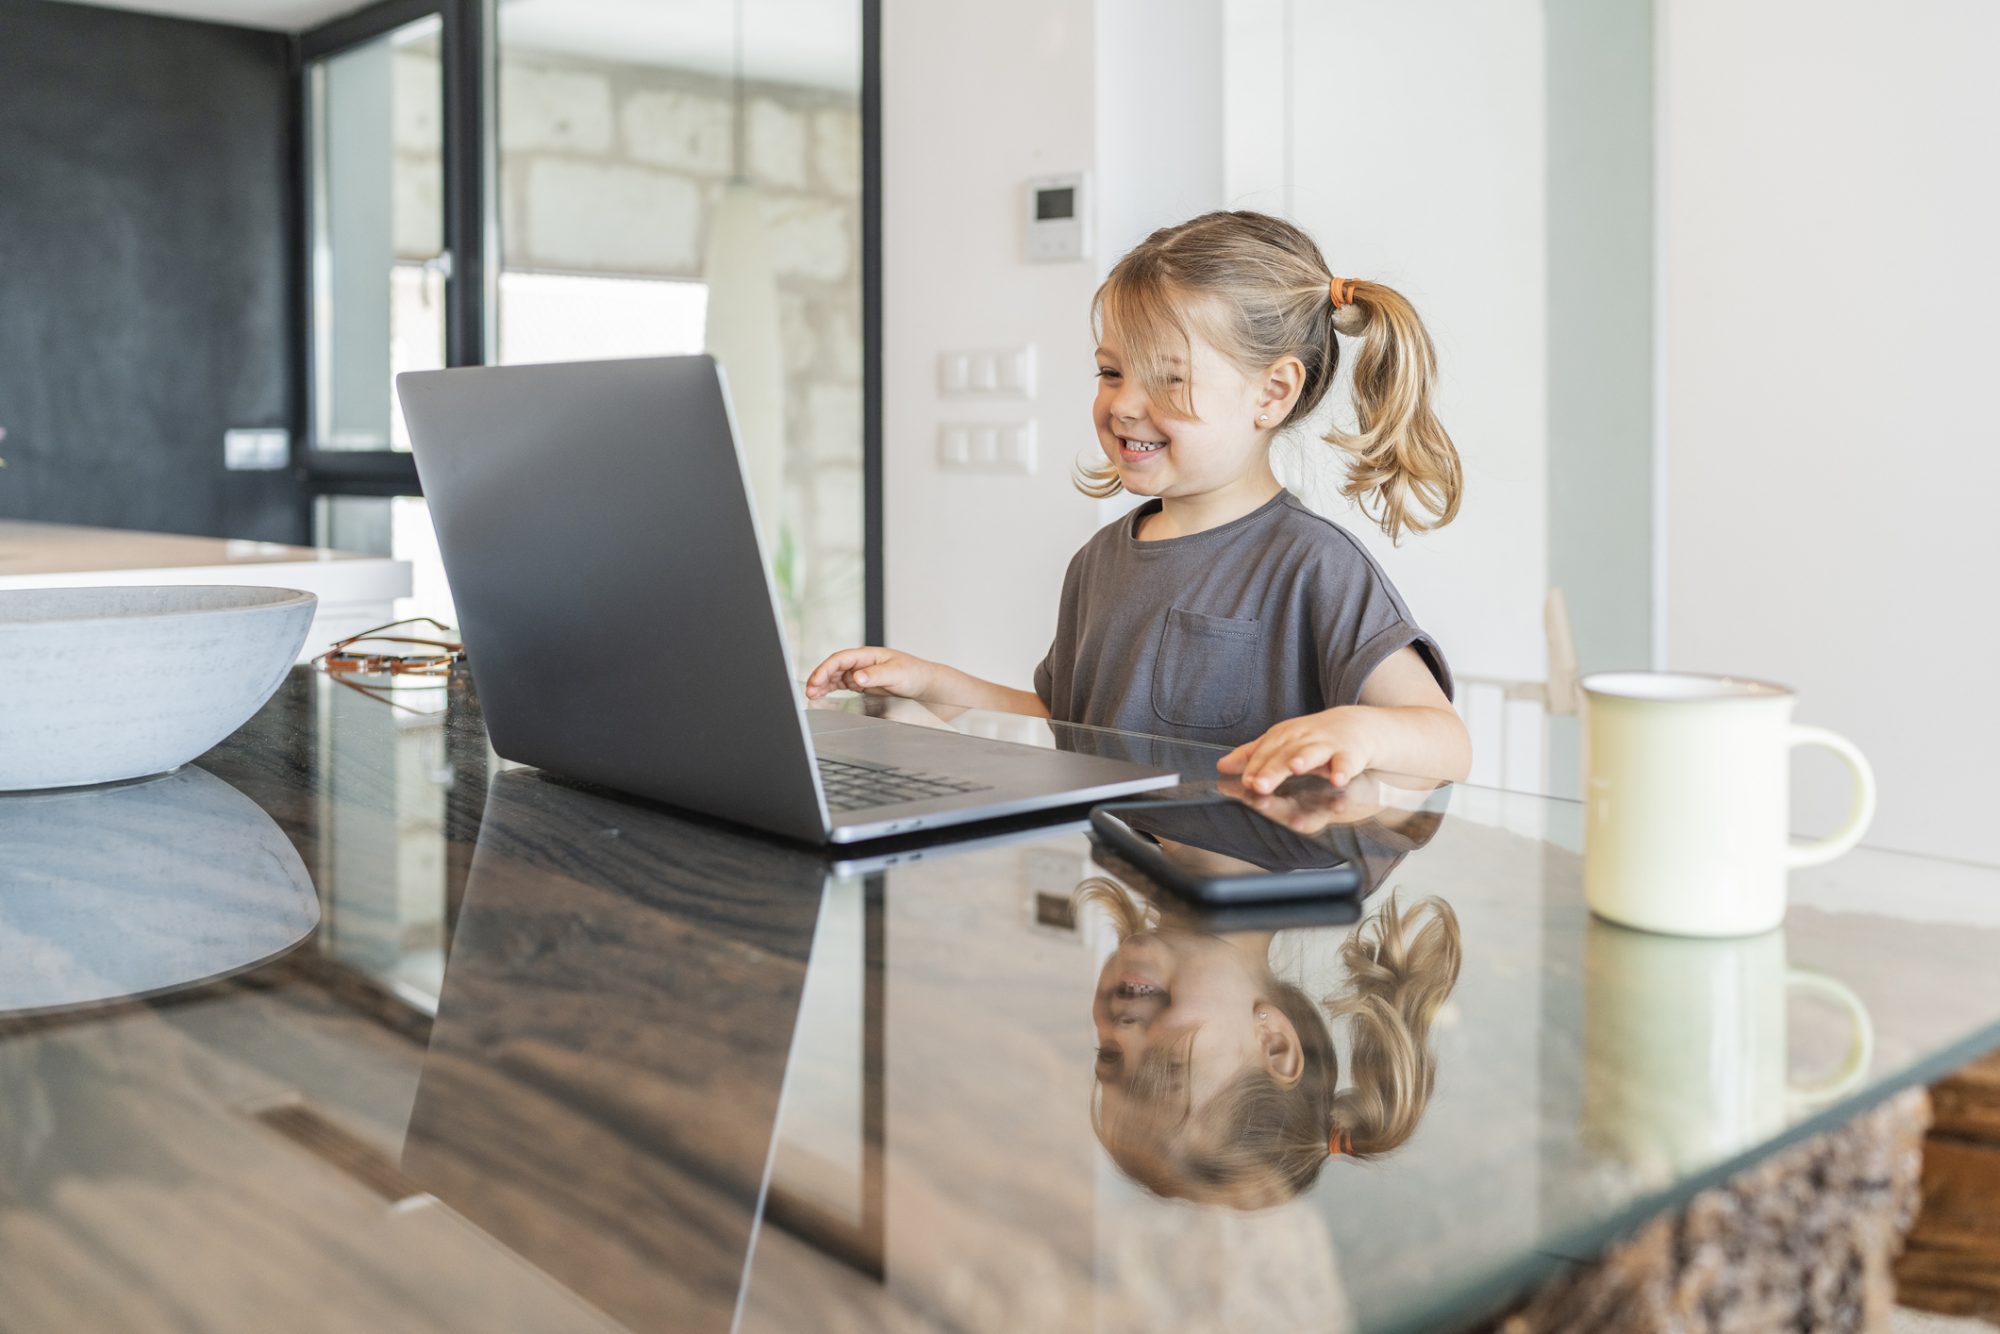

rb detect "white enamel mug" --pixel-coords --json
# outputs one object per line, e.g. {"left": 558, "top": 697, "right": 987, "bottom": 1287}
{"left": 1581, "top": 672, "right": 1876, "bottom": 937}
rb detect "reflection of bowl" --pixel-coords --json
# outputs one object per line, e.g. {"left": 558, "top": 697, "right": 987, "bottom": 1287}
{"left": 0, "top": 585, "right": 315, "bottom": 791}
{"left": 0, "top": 766, "right": 320, "bottom": 1015}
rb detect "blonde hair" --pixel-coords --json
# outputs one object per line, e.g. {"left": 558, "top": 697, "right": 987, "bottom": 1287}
{"left": 1077, "top": 880, "right": 1462, "bottom": 1209}
{"left": 1079, "top": 210, "right": 1462, "bottom": 544}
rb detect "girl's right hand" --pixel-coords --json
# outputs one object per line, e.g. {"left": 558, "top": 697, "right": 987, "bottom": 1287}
{"left": 804, "top": 647, "right": 939, "bottom": 701}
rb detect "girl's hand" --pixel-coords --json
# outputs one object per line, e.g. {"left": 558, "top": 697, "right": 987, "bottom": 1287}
{"left": 805, "top": 647, "right": 939, "bottom": 701}
{"left": 1216, "top": 707, "right": 1378, "bottom": 794}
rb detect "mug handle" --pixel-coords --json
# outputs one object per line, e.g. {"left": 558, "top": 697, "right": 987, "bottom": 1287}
{"left": 1784, "top": 725, "right": 1877, "bottom": 869}
{"left": 1785, "top": 968, "right": 1874, "bottom": 1102}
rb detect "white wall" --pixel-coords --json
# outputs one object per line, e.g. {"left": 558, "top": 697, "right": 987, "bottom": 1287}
{"left": 1093, "top": 0, "right": 1225, "bottom": 265}
{"left": 886, "top": 0, "right": 1545, "bottom": 700}
{"left": 883, "top": 0, "right": 1226, "bottom": 688}
{"left": 1227, "top": 0, "right": 1552, "bottom": 686}
{"left": 1660, "top": 0, "right": 2000, "bottom": 863}
{"left": 880, "top": 0, "right": 1105, "bottom": 688}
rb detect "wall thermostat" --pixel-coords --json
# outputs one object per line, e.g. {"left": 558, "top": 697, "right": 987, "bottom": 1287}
{"left": 1025, "top": 172, "right": 1090, "bottom": 262}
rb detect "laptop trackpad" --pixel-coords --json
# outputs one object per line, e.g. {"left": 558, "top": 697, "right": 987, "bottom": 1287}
{"left": 804, "top": 708, "right": 894, "bottom": 738}
{"left": 814, "top": 714, "right": 1068, "bottom": 781}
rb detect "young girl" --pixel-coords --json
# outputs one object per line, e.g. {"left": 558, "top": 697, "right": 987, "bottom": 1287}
{"left": 805, "top": 210, "right": 1471, "bottom": 792}
{"left": 1078, "top": 878, "right": 1463, "bottom": 1208}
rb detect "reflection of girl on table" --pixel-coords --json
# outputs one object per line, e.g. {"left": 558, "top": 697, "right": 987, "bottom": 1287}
{"left": 1076, "top": 875, "right": 1462, "bottom": 1209}
{"left": 807, "top": 210, "right": 1471, "bottom": 793}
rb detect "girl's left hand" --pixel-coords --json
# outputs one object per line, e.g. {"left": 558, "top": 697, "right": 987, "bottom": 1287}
{"left": 1216, "top": 707, "right": 1377, "bottom": 794}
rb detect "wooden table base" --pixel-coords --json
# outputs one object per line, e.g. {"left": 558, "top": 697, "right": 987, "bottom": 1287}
{"left": 1897, "top": 1049, "right": 2000, "bottom": 1323}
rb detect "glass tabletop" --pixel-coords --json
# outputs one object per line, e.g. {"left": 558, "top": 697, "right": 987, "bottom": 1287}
{"left": 2, "top": 666, "right": 1996, "bottom": 1332}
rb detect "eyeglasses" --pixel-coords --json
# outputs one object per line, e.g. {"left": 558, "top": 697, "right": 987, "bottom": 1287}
{"left": 312, "top": 618, "right": 465, "bottom": 712}
{"left": 313, "top": 617, "right": 464, "bottom": 678}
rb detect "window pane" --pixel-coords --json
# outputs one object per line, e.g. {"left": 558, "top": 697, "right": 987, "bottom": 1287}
{"left": 311, "top": 17, "right": 446, "bottom": 452}
{"left": 315, "top": 494, "right": 457, "bottom": 630}
{"left": 498, "top": 271, "right": 708, "bottom": 364}
{"left": 496, "top": 0, "right": 865, "bottom": 672}
{"left": 389, "top": 262, "right": 447, "bottom": 449}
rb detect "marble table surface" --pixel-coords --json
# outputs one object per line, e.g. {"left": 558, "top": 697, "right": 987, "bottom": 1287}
{"left": 0, "top": 667, "right": 1996, "bottom": 1333}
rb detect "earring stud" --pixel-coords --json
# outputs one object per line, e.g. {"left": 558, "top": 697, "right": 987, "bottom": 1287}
{"left": 1258, "top": 413, "right": 1269, "bottom": 424}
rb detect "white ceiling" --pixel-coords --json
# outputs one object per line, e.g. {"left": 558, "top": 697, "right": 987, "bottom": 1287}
{"left": 55, "top": 0, "right": 861, "bottom": 92}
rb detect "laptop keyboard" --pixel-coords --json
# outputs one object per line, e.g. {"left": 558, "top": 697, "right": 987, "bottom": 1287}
{"left": 816, "top": 756, "right": 993, "bottom": 813}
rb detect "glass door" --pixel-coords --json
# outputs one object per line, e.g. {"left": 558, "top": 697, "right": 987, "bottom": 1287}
{"left": 300, "top": 0, "right": 492, "bottom": 623}
{"left": 307, "top": 13, "right": 447, "bottom": 455}
{"left": 296, "top": 0, "right": 877, "bottom": 655}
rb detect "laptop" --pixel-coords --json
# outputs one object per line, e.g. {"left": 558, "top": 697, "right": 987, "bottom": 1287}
{"left": 396, "top": 355, "right": 1179, "bottom": 844}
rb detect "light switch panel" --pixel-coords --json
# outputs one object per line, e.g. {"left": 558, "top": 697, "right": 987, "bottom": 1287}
{"left": 936, "top": 424, "right": 971, "bottom": 466}
{"left": 937, "top": 353, "right": 972, "bottom": 394}
{"left": 224, "top": 428, "right": 290, "bottom": 471}
{"left": 996, "top": 421, "right": 1038, "bottom": 473}
{"left": 937, "top": 346, "right": 1036, "bottom": 400}
{"left": 938, "top": 421, "right": 1035, "bottom": 475}
{"left": 996, "top": 347, "right": 1036, "bottom": 396}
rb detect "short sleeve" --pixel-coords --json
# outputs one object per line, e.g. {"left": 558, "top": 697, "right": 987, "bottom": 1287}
{"left": 1033, "top": 652, "right": 1054, "bottom": 711}
{"left": 1311, "top": 543, "right": 1454, "bottom": 707}
{"left": 1335, "top": 621, "right": 1453, "bottom": 706}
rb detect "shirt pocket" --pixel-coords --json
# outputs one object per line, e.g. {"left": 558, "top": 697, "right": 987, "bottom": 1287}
{"left": 1151, "top": 607, "right": 1263, "bottom": 730}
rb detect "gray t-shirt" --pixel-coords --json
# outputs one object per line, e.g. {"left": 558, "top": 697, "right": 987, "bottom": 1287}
{"left": 1033, "top": 490, "right": 1452, "bottom": 745}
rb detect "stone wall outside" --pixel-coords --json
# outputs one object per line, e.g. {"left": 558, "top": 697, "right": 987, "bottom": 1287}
{"left": 393, "top": 47, "right": 864, "bottom": 665}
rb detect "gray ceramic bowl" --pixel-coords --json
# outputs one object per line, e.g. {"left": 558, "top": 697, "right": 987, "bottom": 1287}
{"left": 0, "top": 585, "right": 316, "bottom": 791}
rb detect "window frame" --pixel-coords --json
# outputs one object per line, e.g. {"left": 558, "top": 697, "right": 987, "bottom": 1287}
{"left": 294, "top": 0, "right": 493, "bottom": 498}
{"left": 290, "top": 0, "right": 883, "bottom": 644}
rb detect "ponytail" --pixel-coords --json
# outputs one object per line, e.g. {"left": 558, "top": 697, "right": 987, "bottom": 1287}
{"left": 1324, "top": 281, "right": 1463, "bottom": 545}
{"left": 1325, "top": 894, "right": 1462, "bottom": 1158}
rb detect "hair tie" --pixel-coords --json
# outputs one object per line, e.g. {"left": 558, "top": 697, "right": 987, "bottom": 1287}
{"left": 1328, "top": 1128, "right": 1353, "bottom": 1157}
{"left": 1327, "top": 276, "right": 1367, "bottom": 336}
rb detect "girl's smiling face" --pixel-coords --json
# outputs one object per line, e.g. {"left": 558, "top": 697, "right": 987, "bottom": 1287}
{"left": 1094, "top": 310, "right": 1276, "bottom": 501}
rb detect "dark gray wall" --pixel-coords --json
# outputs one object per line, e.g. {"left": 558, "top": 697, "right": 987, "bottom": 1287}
{"left": 0, "top": 0, "right": 304, "bottom": 543}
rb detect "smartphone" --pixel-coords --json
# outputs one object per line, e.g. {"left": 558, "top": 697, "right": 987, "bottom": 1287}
{"left": 1088, "top": 796, "right": 1363, "bottom": 905}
